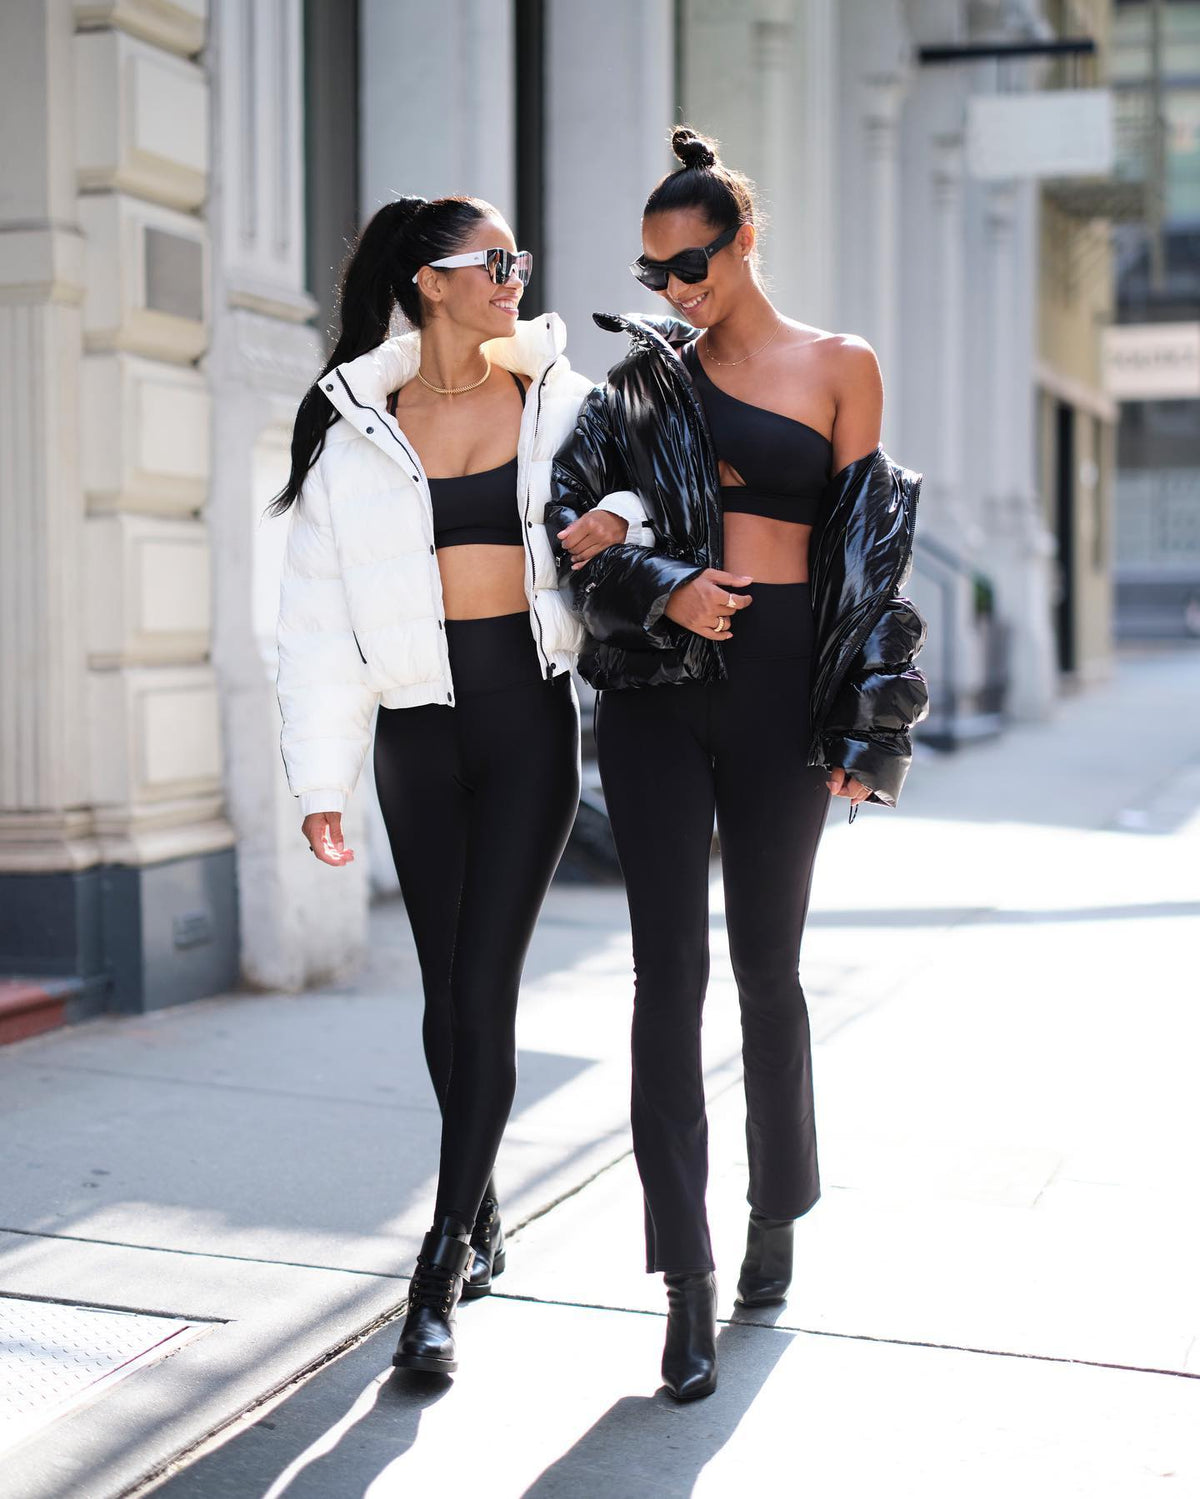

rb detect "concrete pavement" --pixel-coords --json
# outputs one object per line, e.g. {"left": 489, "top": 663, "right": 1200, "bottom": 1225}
{"left": 2, "top": 644, "right": 1199, "bottom": 1497}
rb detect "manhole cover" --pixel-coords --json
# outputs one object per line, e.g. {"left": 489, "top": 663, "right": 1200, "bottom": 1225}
{"left": 0, "top": 1294, "right": 213, "bottom": 1455}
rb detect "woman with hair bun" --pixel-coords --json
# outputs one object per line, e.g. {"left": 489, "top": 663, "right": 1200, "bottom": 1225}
{"left": 550, "top": 128, "right": 928, "bottom": 1399}
{"left": 273, "top": 196, "right": 634, "bottom": 1376}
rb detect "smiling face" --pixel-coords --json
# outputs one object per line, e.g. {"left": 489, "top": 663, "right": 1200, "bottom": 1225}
{"left": 640, "top": 207, "right": 755, "bottom": 327}
{"left": 418, "top": 214, "right": 525, "bottom": 339}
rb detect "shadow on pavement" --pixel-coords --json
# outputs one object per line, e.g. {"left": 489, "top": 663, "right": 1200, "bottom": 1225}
{"left": 520, "top": 1321, "right": 795, "bottom": 1499}
{"left": 152, "top": 1337, "right": 452, "bottom": 1499}
{"left": 151, "top": 1316, "right": 797, "bottom": 1499}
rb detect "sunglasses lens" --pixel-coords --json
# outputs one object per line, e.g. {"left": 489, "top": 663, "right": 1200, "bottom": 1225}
{"left": 631, "top": 260, "right": 669, "bottom": 291}
{"left": 487, "top": 250, "right": 533, "bottom": 287}
{"left": 631, "top": 253, "right": 708, "bottom": 290}
{"left": 671, "top": 254, "right": 708, "bottom": 283}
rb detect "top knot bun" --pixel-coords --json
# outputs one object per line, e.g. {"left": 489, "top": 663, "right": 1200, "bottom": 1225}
{"left": 672, "top": 127, "right": 718, "bottom": 171}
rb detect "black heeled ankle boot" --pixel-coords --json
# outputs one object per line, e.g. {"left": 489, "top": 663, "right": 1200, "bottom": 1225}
{"left": 661, "top": 1271, "right": 718, "bottom": 1401}
{"left": 461, "top": 1195, "right": 506, "bottom": 1301}
{"left": 735, "top": 1211, "right": 794, "bottom": 1308}
{"left": 393, "top": 1219, "right": 473, "bottom": 1375}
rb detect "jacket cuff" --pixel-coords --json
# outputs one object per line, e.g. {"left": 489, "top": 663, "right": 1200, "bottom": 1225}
{"left": 596, "top": 490, "right": 647, "bottom": 524}
{"left": 817, "top": 735, "right": 911, "bottom": 808}
{"left": 597, "top": 490, "right": 655, "bottom": 549}
{"left": 299, "top": 789, "right": 347, "bottom": 817}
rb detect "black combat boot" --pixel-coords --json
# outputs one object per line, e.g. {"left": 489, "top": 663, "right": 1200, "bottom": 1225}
{"left": 461, "top": 1195, "right": 506, "bottom": 1301}
{"left": 661, "top": 1271, "right": 718, "bottom": 1401}
{"left": 735, "top": 1211, "right": 794, "bottom": 1308}
{"left": 392, "top": 1219, "right": 473, "bottom": 1374}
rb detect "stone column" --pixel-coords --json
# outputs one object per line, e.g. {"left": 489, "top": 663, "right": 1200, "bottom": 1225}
{"left": 359, "top": 0, "right": 515, "bottom": 220}
{"left": 674, "top": 1, "right": 837, "bottom": 326}
{"left": 754, "top": 6, "right": 797, "bottom": 295}
{"left": 1, "top": 0, "right": 240, "bottom": 1016}
{"left": 207, "top": 0, "right": 366, "bottom": 991}
{"left": 982, "top": 180, "right": 1057, "bottom": 720}
{"left": 545, "top": 0, "right": 674, "bottom": 378}
{"left": 928, "top": 132, "right": 969, "bottom": 542}
{"left": 860, "top": 71, "right": 908, "bottom": 427}
{"left": 792, "top": 0, "right": 838, "bottom": 330}
{"left": 0, "top": 0, "right": 93, "bottom": 996}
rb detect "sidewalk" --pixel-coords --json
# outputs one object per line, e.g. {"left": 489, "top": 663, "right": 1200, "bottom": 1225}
{"left": 2, "top": 646, "right": 1199, "bottom": 1498}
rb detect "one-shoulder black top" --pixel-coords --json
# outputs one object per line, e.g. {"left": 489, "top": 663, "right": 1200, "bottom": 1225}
{"left": 387, "top": 370, "right": 525, "bottom": 548}
{"left": 683, "top": 340, "right": 831, "bottom": 526}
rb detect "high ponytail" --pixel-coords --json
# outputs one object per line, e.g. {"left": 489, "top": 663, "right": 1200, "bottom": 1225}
{"left": 268, "top": 194, "right": 490, "bottom": 514}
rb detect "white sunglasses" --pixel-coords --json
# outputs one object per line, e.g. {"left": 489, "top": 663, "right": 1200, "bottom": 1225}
{"left": 413, "top": 248, "right": 533, "bottom": 287}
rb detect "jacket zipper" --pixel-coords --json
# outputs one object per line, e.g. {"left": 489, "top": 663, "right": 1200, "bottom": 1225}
{"left": 332, "top": 369, "right": 454, "bottom": 698}
{"left": 671, "top": 341, "right": 723, "bottom": 570}
{"left": 523, "top": 354, "right": 555, "bottom": 678}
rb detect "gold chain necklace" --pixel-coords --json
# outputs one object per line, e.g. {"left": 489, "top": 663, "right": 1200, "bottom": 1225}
{"left": 416, "top": 359, "right": 491, "bottom": 396}
{"left": 702, "top": 318, "right": 784, "bottom": 368}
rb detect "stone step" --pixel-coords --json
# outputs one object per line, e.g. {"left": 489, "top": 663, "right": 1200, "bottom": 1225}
{"left": 0, "top": 980, "right": 76, "bottom": 1047}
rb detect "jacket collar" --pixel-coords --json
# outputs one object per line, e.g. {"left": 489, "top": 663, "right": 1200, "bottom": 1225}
{"left": 594, "top": 311, "right": 697, "bottom": 354}
{"left": 330, "top": 312, "right": 568, "bottom": 411}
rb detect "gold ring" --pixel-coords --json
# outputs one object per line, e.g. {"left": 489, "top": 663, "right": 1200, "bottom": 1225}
{"left": 726, "top": 593, "right": 737, "bottom": 608}
{"left": 716, "top": 616, "right": 729, "bottom": 632}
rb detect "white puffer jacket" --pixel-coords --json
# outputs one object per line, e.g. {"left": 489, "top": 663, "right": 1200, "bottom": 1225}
{"left": 276, "top": 314, "right": 634, "bottom": 817}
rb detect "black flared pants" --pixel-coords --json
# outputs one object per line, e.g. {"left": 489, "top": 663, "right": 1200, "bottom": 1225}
{"left": 596, "top": 583, "right": 831, "bottom": 1272}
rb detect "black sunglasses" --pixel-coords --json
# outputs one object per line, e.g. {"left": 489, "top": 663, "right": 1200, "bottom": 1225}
{"left": 629, "top": 223, "right": 741, "bottom": 291}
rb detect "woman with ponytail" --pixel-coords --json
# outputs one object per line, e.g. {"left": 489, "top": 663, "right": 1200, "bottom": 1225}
{"left": 549, "top": 129, "right": 928, "bottom": 1399}
{"left": 274, "top": 196, "right": 635, "bottom": 1376}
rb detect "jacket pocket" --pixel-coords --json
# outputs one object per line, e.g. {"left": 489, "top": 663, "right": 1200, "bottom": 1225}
{"left": 351, "top": 629, "right": 367, "bottom": 664}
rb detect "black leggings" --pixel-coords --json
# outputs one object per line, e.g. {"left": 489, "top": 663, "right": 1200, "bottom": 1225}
{"left": 596, "top": 583, "right": 831, "bottom": 1272}
{"left": 374, "top": 612, "right": 580, "bottom": 1228}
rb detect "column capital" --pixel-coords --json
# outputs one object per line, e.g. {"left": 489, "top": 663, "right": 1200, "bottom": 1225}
{"left": 931, "top": 132, "right": 965, "bottom": 207}
{"left": 863, "top": 69, "right": 910, "bottom": 128}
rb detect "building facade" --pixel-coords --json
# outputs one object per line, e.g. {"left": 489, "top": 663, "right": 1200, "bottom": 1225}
{"left": 1110, "top": 0, "right": 1200, "bottom": 639}
{"left": 0, "top": 0, "right": 1120, "bottom": 1023}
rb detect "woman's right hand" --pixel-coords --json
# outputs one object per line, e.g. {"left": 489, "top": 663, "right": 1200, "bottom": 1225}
{"left": 302, "top": 812, "right": 355, "bottom": 866}
{"left": 664, "top": 569, "right": 754, "bottom": 641}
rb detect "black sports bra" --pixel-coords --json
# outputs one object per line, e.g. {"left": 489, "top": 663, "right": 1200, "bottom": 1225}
{"left": 387, "top": 371, "right": 525, "bottom": 549}
{"left": 682, "top": 341, "right": 831, "bottom": 526}
{"left": 428, "top": 459, "right": 522, "bottom": 549}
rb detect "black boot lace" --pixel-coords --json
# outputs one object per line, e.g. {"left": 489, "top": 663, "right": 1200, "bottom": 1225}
{"left": 471, "top": 1199, "right": 497, "bottom": 1249}
{"left": 407, "top": 1260, "right": 456, "bottom": 1315}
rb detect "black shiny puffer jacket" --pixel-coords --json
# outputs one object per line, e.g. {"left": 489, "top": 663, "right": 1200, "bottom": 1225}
{"left": 547, "top": 313, "right": 929, "bottom": 806}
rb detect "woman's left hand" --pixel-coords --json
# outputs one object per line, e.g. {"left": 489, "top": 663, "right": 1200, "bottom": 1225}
{"left": 827, "top": 768, "right": 872, "bottom": 806}
{"left": 557, "top": 510, "right": 629, "bottom": 569}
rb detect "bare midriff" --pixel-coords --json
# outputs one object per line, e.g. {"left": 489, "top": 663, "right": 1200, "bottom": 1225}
{"left": 723, "top": 512, "right": 812, "bottom": 584}
{"left": 437, "top": 545, "right": 529, "bottom": 619}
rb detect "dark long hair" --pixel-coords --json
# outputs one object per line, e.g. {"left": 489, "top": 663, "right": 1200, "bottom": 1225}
{"left": 269, "top": 194, "right": 490, "bottom": 515}
{"left": 643, "top": 125, "right": 758, "bottom": 232}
